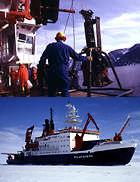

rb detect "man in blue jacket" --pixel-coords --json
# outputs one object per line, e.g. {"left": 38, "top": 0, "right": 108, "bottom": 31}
{"left": 40, "top": 32, "right": 87, "bottom": 97}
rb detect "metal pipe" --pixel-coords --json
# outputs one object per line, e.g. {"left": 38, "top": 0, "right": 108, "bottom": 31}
{"left": 0, "top": 24, "right": 9, "bottom": 32}
{"left": 41, "top": 6, "right": 75, "bottom": 14}
{"left": 58, "top": 8, "right": 75, "bottom": 13}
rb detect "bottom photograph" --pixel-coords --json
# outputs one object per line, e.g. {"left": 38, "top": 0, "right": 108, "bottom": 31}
{"left": 0, "top": 98, "right": 140, "bottom": 182}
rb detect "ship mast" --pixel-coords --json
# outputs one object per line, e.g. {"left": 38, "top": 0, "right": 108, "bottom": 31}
{"left": 50, "top": 107, "right": 55, "bottom": 131}
{"left": 65, "top": 102, "right": 81, "bottom": 127}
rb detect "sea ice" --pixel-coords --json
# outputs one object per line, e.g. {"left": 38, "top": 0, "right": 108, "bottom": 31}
{"left": 0, "top": 162, "right": 140, "bottom": 182}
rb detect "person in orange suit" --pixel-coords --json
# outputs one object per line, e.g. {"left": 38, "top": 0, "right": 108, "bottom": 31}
{"left": 18, "top": 64, "right": 29, "bottom": 96}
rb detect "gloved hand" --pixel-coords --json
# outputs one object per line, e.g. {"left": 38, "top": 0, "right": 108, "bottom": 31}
{"left": 87, "top": 56, "right": 93, "bottom": 61}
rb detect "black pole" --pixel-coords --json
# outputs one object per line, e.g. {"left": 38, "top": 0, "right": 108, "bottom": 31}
{"left": 101, "top": 51, "right": 122, "bottom": 89}
{"left": 87, "top": 49, "right": 93, "bottom": 97}
{"left": 80, "top": 10, "right": 97, "bottom": 97}
{"left": 50, "top": 108, "right": 54, "bottom": 130}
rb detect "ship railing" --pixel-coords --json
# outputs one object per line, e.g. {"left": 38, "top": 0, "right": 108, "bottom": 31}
{"left": 59, "top": 128, "right": 99, "bottom": 135}
{"left": 121, "top": 139, "right": 138, "bottom": 147}
{"left": 100, "top": 141, "right": 121, "bottom": 146}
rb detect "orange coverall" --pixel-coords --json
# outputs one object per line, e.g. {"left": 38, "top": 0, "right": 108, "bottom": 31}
{"left": 18, "top": 64, "right": 29, "bottom": 92}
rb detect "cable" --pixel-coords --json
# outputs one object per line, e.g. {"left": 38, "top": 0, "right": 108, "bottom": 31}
{"left": 72, "top": 11, "right": 75, "bottom": 50}
{"left": 64, "top": 13, "right": 71, "bottom": 34}
{"left": 64, "top": 0, "right": 73, "bottom": 33}
{"left": 64, "top": 0, "right": 76, "bottom": 50}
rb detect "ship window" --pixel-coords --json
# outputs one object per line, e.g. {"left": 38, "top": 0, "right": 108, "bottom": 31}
{"left": 19, "top": 33, "right": 26, "bottom": 41}
{"left": 26, "top": 36, "right": 33, "bottom": 44}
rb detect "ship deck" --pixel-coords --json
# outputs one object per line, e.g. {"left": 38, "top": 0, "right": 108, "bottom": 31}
{"left": 0, "top": 86, "right": 133, "bottom": 97}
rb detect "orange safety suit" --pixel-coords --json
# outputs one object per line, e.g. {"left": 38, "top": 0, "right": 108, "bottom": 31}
{"left": 18, "top": 64, "right": 29, "bottom": 91}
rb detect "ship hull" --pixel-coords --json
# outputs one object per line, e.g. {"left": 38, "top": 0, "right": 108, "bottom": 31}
{"left": 7, "top": 146, "right": 135, "bottom": 166}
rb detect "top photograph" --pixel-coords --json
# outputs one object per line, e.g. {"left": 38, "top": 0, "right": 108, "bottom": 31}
{"left": 0, "top": 0, "right": 140, "bottom": 97}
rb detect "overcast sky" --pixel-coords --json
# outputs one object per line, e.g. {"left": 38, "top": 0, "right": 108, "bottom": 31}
{"left": 36, "top": 0, "right": 140, "bottom": 56}
{"left": 0, "top": 97, "right": 140, "bottom": 163}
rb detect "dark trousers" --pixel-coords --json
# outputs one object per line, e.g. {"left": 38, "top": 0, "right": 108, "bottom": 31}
{"left": 48, "top": 74, "right": 70, "bottom": 97}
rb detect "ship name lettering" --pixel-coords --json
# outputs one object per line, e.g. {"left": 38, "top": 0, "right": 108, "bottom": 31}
{"left": 74, "top": 154, "right": 93, "bottom": 159}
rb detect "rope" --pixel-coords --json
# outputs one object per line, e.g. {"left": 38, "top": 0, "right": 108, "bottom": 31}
{"left": 64, "top": 0, "right": 76, "bottom": 50}
{"left": 64, "top": 0, "right": 74, "bottom": 33}
{"left": 72, "top": 11, "right": 75, "bottom": 50}
{"left": 64, "top": 13, "right": 71, "bottom": 34}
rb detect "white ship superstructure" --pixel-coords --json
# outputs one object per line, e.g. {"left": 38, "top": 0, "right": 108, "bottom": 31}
{"left": 24, "top": 128, "right": 100, "bottom": 157}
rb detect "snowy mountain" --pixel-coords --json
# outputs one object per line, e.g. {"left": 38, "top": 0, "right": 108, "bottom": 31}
{"left": 109, "top": 44, "right": 140, "bottom": 66}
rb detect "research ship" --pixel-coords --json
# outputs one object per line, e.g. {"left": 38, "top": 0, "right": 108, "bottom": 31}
{"left": 3, "top": 103, "right": 137, "bottom": 166}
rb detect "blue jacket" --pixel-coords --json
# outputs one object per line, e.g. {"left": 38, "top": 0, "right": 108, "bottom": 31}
{"left": 40, "top": 40, "right": 86, "bottom": 80}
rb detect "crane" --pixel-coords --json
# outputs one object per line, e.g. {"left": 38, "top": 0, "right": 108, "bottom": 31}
{"left": 81, "top": 113, "right": 99, "bottom": 138}
{"left": 75, "top": 113, "right": 99, "bottom": 150}
{"left": 113, "top": 116, "right": 131, "bottom": 141}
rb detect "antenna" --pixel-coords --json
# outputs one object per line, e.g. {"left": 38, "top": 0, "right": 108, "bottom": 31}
{"left": 65, "top": 102, "right": 81, "bottom": 125}
{"left": 50, "top": 107, "right": 53, "bottom": 121}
